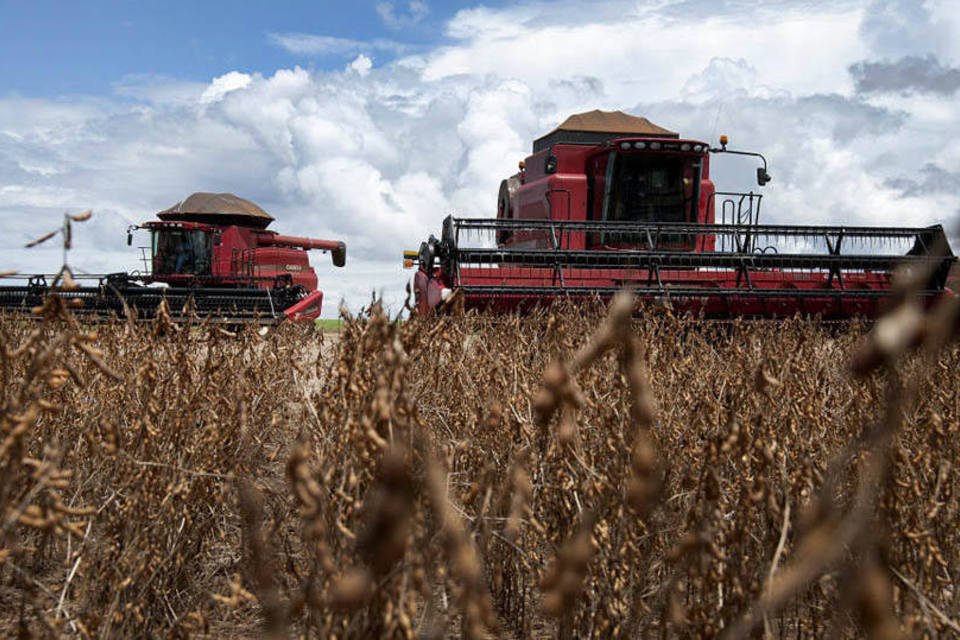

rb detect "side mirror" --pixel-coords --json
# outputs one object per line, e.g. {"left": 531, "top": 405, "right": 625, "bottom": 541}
{"left": 757, "top": 167, "right": 771, "bottom": 186}
{"left": 127, "top": 231, "right": 133, "bottom": 246}
{"left": 331, "top": 242, "right": 347, "bottom": 268}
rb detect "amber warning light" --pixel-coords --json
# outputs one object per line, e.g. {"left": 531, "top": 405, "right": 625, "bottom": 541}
{"left": 403, "top": 250, "right": 418, "bottom": 269}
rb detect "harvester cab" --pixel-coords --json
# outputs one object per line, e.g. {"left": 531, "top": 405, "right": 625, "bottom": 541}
{"left": 135, "top": 221, "right": 215, "bottom": 278}
{"left": 407, "top": 110, "right": 956, "bottom": 318}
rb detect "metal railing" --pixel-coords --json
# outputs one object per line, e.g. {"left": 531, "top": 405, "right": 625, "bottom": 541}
{"left": 712, "top": 191, "right": 763, "bottom": 252}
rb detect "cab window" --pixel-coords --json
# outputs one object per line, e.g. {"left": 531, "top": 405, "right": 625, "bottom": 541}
{"left": 153, "top": 230, "right": 212, "bottom": 275}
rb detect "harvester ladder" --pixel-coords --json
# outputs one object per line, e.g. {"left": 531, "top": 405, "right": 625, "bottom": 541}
{"left": 230, "top": 248, "right": 256, "bottom": 282}
{"left": 138, "top": 246, "right": 152, "bottom": 275}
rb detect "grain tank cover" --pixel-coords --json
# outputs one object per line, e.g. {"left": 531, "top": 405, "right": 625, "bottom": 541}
{"left": 157, "top": 192, "right": 275, "bottom": 229}
{"left": 533, "top": 110, "right": 679, "bottom": 152}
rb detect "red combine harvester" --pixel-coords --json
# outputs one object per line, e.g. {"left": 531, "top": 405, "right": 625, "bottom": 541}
{"left": 408, "top": 111, "right": 956, "bottom": 318}
{"left": 0, "top": 193, "right": 345, "bottom": 323}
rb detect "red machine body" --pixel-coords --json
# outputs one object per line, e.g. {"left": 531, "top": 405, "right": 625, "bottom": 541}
{"left": 410, "top": 111, "right": 955, "bottom": 318}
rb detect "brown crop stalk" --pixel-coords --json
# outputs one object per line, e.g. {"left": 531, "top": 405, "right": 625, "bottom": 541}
{"left": 2, "top": 260, "right": 959, "bottom": 638}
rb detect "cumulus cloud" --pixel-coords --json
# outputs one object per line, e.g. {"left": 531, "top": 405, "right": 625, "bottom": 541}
{"left": 859, "top": 0, "right": 946, "bottom": 58}
{"left": 347, "top": 54, "right": 374, "bottom": 77}
{"left": 849, "top": 55, "right": 960, "bottom": 95}
{"left": 679, "top": 58, "right": 791, "bottom": 103}
{"left": 1, "top": 0, "right": 958, "bottom": 315}
{"left": 424, "top": 2, "right": 866, "bottom": 101}
{"left": 885, "top": 163, "right": 960, "bottom": 197}
{"left": 200, "top": 71, "right": 254, "bottom": 104}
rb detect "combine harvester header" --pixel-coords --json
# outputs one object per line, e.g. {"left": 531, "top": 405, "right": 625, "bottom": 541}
{"left": 1, "top": 193, "right": 346, "bottom": 323}
{"left": 407, "top": 110, "right": 956, "bottom": 318}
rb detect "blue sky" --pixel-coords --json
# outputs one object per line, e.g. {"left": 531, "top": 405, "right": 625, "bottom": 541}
{"left": 0, "top": 0, "right": 505, "bottom": 96}
{"left": 0, "top": 0, "right": 958, "bottom": 315}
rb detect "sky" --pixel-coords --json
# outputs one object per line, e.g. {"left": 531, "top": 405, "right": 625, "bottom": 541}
{"left": 1, "top": 0, "right": 958, "bottom": 316}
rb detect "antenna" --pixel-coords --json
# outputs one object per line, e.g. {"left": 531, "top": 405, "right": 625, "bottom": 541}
{"left": 710, "top": 102, "right": 724, "bottom": 146}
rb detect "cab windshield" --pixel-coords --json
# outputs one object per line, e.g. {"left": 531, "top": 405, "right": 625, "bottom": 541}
{"left": 602, "top": 153, "right": 698, "bottom": 224}
{"left": 152, "top": 229, "right": 212, "bottom": 275}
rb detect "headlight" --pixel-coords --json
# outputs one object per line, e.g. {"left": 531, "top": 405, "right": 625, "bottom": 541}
{"left": 620, "top": 141, "right": 632, "bottom": 150}
{"left": 649, "top": 141, "right": 661, "bottom": 150}
{"left": 633, "top": 141, "right": 647, "bottom": 150}
{"left": 693, "top": 144, "right": 703, "bottom": 152}
{"left": 680, "top": 143, "right": 691, "bottom": 151}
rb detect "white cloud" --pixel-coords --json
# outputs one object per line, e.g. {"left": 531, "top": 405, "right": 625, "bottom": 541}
{"left": 348, "top": 54, "right": 374, "bottom": 77}
{"left": 860, "top": 0, "right": 940, "bottom": 59}
{"left": 428, "top": 1, "right": 867, "bottom": 100}
{"left": 377, "top": 1, "right": 430, "bottom": 30}
{"left": 200, "top": 71, "right": 253, "bottom": 104}
{"left": 113, "top": 74, "right": 208, "bottom": 106}
{"left": 268, "top": 32, "right": 407, "bottom": 57}
{"left": 1, "top": 0, "right": 958, "bottom": 316}
{"left": 682, "top": 58, "right": 759, "bottom": 102}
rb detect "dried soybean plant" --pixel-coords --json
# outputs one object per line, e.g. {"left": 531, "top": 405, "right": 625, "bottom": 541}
{"left": 0, "top": 294, "right": 110, "bottom": 635}
{"left": 532, "top": 292, "right": 661, "bottom": 637}
{"left": 1, "top": 291, "right": 318, "bottom": 636}
{"left": 3, "top": 266, "right": 960, "bottom": 638}
{"left": 723, "top": 257, "right": 960, "bottom": 639}
{"left": 380, "top": 292, "right": 959, "bottom": 638}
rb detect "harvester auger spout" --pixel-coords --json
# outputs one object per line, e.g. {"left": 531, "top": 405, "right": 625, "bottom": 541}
{"left": 407, "top": 110, "right": 957, "bottom": 319}
{"left": 0, "top": 193, "right": 347, "bottom": 324}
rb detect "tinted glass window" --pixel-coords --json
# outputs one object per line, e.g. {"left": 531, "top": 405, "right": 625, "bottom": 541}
{"left": 606, "top": 155, "right": 690, "bottom": 224}
{"left": 153, "top": 230, "right": 212, "bottom": 275}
